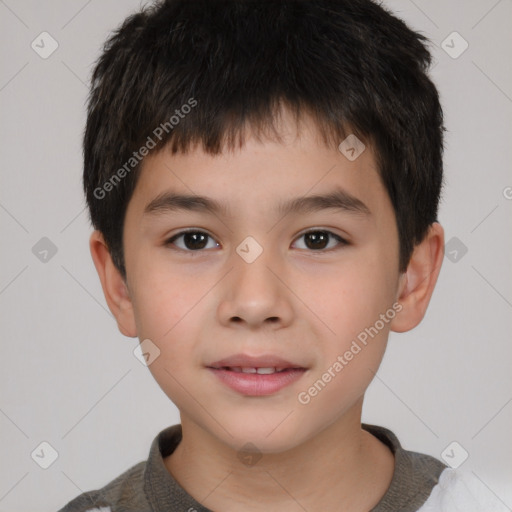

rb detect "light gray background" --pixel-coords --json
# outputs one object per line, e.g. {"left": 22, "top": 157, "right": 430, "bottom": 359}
{"left": 1, "top": 1, "right": 511, "bottom": 510}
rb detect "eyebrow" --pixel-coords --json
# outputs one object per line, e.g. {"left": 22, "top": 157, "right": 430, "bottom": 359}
{"left": 144, "top": 187, "right": 371, "bottom": 218}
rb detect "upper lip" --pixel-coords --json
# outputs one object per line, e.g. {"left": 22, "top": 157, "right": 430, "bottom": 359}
{"left": 208, "top": 353, "right": 306, "bottom": 369}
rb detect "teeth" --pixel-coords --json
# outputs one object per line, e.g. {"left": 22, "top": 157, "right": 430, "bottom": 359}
{"left": 225, "top": 367, "right": 286, "bottom": 374}
{"left": 214, "top": 366, "right": 298, "bottom": 374}
{"left": 256, "top": 367, "right": 276, "bottom": 374}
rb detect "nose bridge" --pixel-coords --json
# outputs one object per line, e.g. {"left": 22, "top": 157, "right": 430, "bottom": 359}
{"left": 232, "top": 235, "right": 281, "bottom": 304}
{"left": 217, "top": 236, "right": 293, "bottom": 328}
{"left": 234, "top": 239, "right": 276, "bottom": 290}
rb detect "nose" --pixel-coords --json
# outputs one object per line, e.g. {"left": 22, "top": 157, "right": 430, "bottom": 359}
{"left": 217, "top": 247, "right": 294, "bottom": 331}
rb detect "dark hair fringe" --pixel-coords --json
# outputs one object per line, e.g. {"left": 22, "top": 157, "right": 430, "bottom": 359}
{"left": 84, "top": 0, "right": 444, "bottom": 276}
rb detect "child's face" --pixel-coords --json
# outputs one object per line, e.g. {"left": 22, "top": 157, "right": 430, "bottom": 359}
{"left": 121, "top": 111, "right": 404, "bottom": 452}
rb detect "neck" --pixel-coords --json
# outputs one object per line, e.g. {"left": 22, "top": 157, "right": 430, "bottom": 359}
{"left": 164, "top": 400, "right": 394, "bottom": 511}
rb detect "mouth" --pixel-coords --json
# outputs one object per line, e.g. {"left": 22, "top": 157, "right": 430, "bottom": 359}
{"left": 207, "top": 354, "right": 308, "bottom": 396}
{"left": 209, "top": 366, "right": 301, "bottom": 374}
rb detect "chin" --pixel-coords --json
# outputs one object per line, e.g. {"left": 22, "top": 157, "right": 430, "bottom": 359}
{"left": 205, "top": 413, "right": 317, "bottom": 455}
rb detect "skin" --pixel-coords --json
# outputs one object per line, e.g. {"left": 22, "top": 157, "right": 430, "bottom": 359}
{"left": 90, "top": 107, "right": 444, "bottom": 511}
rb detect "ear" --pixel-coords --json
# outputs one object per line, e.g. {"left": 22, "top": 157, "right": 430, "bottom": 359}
{"left": 390, "top": 222, "right": 444, "bottom": 333}
{"left": 89, "top": 231, "right": 137, "bottom": 337}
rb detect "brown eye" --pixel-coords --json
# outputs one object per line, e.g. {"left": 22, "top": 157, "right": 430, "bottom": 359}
{"left": 293, "top": 230, "right": 347, "bottom": 251}
{"left": 167, "top": 231, "right": 219, "bottom": 251}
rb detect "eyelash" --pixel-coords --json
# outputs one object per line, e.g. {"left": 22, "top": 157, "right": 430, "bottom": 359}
{"left": 165, "top": 229, "right": 349, "bottom": 254}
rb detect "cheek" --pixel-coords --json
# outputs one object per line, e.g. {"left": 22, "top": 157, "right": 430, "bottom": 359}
{"left": 130, "top": 266, "right": 206, "bottom": 347}
{"left": 131, "top": 273, "right": 209, "bottom": 403}
{"left": 312, "top": 259, "right": 396, "bottom": 338}
{"left": 296, "top": 272, "right": 393, "bottom": 419}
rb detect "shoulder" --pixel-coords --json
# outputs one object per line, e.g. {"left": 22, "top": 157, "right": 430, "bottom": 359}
{"left": 365, "top": 423, "right": 447, "bottom": 511}
{"left": 418, "top": 468, "right": 510, "bottom": 512}
{"left": 56, "top": 461, "right": 150, "bottom": 512}
{"left": 57, "top": 424, "right": 185, "bottom": 512}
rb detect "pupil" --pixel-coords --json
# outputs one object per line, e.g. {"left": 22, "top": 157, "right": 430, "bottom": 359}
{"left": 185, "top": 232, "right": 207, "bottom": 250}
{"left": 306, "top": 232, "right": 328, "bottom": 250}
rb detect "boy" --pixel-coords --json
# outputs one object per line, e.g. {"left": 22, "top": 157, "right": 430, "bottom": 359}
{"left": 58, "top": 0, "right": 506, "bottom": 510}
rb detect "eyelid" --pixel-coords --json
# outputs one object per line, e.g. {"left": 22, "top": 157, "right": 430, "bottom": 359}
{"left": 295, "top": 226, "right": 349, "bottom": 241}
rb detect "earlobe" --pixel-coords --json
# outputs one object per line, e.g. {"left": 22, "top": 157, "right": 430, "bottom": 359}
{"left": 390, "top": 223, "right": 445, "bottom": 333}
{"left": 89, "top": 231, "right": 138, "bottom": 337}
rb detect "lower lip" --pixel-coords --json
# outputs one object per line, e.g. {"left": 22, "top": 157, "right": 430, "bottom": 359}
{"left": 208, "top": 368, "right": 307, "bottom": 396}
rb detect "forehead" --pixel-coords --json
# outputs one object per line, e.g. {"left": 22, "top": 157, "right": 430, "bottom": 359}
{"left": 128, "top": 111, "right": 389, "bottom": 223}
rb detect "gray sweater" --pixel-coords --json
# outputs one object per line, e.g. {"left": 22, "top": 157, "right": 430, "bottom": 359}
{"left": 57, "top": 423, "right": 447, "bottom": 512}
